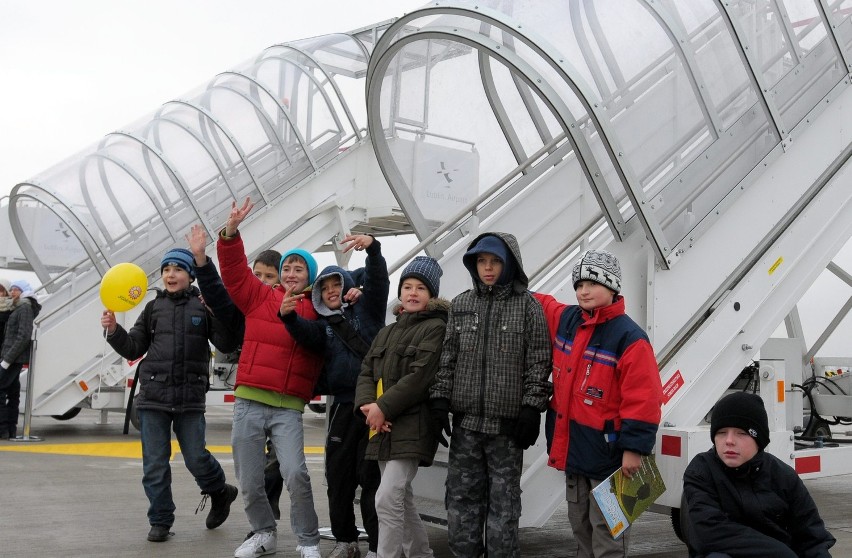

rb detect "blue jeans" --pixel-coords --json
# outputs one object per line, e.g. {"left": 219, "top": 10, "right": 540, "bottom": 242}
{"left": 231, "top": 398, "right": 320, "bottom": 546}
{"left": 139, "top": 409, "right": 226, "bottom": 527}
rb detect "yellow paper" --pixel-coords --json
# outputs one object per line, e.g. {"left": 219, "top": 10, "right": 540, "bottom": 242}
{"left": 368, "top": 379, "right": 383, "bottom": 439}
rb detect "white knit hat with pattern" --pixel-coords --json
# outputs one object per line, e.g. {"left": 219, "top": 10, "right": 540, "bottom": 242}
{"left": 572, "top": 249, "right": 622, "bottom": 293}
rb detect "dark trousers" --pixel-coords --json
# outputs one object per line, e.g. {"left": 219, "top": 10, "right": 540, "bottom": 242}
{"left": 326, "top": 401, "right": 380, "bottom": 551}
{"left": 0, "top": 362, "right": 23, "bottom": 438}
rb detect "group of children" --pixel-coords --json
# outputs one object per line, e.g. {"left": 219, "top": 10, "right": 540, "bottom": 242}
{"left": 99, "top": 196, "right": 836, "bottom": 558}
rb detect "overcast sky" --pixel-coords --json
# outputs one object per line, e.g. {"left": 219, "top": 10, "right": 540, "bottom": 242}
{"left": 0, "top": 0, "right": 425, "bottom": 197}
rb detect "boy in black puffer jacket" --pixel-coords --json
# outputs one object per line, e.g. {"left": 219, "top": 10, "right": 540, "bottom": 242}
{"left": 101, "top": 248, "right": 240, "bottom": 543}
{"left": 280, "top": 234, "right": 389, "bottom": 558}
{"left": 683, "top": 392, "right": 835, "bottom": 558}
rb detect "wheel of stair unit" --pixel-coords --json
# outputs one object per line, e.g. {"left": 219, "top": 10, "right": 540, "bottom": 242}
{"left": 671, "top": 507, "right": 685, "bottom": 542}
{"left": 308, "top": 403, "right": 326, "bottom": 414}
{"left": 51, "top": 407, "right": 82, "bottom": 421}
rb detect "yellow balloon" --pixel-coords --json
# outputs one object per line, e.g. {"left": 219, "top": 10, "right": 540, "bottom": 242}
{"left": 100, "top": 263, "right": 148, "bottom": 312}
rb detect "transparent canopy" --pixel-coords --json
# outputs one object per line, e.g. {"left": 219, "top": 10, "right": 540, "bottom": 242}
{"left": 9, "top": 32, "right": 374, "bottom": 300}
{"left": 9, "top": 0, "right": 852, "bottom": 305}
{"left": 367, "top": 0, "right": 851, "bottom": 267}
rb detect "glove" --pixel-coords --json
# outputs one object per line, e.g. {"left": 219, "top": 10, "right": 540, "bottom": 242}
{"left": 0, "top": 361, "right": 9, "bottom": 370}
{"left": 429, "top": 398, "right": 452, "bottom": 447}
{"left": 513, "top": 406, "right": 542, "bottom": 450}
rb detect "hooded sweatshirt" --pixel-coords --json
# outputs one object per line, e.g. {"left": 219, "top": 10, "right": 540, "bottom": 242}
{"left": 281, "top": 239, "right": 389, "bottom": 402}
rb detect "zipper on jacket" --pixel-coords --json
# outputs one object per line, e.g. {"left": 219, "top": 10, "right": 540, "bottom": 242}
{"left": 479, "top": 286, "right": 494, "bottom": 422}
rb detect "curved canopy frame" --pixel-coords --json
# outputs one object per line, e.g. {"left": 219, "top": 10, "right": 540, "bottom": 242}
{"left": 365, "top": 0, "right": 851, "bottom": 268}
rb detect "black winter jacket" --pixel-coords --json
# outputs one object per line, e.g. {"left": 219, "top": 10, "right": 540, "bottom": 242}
{"left": 106, "top": 287, "right": 239, "bottom": 413}
{"left": 281, "top": 239, "right": 389, "bottom": 403}
{"left": 1, "top": 296, "right": 41, "bottom": 364}
{"left": 355, "top": 298, "right": 450, "bottom": 466}
{"left": 683, "top": 448, "right": 835, "bottom": 558}
{"left": 195, "top": 256, "right": 245, "bottom": 343}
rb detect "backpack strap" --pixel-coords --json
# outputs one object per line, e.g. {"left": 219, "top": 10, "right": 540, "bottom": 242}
{"left": 326, "top": 314, "right": 371, "bottom": 359}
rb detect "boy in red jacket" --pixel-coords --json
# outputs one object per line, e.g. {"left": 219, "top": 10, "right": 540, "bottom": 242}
{"left": 217, "top": 198, "right": 324, "bottom": 558}
{"left": 534, "top": 249, "right": 662, "bottom": 558}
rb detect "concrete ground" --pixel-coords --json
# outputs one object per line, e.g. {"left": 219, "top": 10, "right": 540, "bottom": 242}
{"left": 2, "top": 406, "right": 851, "bottom": 557}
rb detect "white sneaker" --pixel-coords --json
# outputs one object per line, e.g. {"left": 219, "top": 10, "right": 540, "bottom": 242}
{"left": 327, "top": 541, "right": 360, "bottom": 558}
{"left": 364, "top": 552, "right": 377, "bottom": 558}
{"left": 297, "top": 544, "right": 322, "bottom": 558}
{"left": 235, "top": 530, "right": 277, "bottom": 558}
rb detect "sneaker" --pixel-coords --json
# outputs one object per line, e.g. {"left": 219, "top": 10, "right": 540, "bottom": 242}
{"left": 147, "top": 524, "right": 172, "bottom": 542}
{"left": 205, "top": 483, "right": 239, "bottom": 529}
{"left": 327, "top": 541, "right": 360, "bottom": 558}
{"left": 235, "top": 530, "right": 277, "bottom": 558}
{"left": 298, "top": 544, "right": 322, "bottom": 558}
{"left": 364, "top": 552, "right": 377, "bottom": 558}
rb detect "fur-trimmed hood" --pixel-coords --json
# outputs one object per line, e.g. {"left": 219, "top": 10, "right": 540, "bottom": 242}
{"left": 391, "top": 297, "right": 451, "bottom": 316}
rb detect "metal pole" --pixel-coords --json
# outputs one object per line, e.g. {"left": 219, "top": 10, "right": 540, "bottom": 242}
{"left": 9, "top": 322, "right": 43, "bottom": 442}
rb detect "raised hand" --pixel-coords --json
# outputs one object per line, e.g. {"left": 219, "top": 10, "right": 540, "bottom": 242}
{"left": 340, "top": 233, "right": 374, "bottom": 253}
{"left": 187, "top": 224, "right": 208, "bottom": 266}
{"left": 225, "top": 197, "right": 254, "bottom": 237}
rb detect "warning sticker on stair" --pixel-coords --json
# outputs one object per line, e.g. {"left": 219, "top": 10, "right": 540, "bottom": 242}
{"left": 662, "top": 370, "right": 684, "bottom": 404}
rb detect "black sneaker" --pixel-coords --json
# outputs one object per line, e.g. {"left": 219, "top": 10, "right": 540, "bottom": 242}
{"left": 205, "top": 483, "right": 238, "bottom": 529}
{"left": 147, "top": 524, "right": 172, "bottom": 542}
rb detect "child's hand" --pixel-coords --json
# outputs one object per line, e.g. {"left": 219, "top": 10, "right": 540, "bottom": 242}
{"left": 100, "top": 310, "right": 117, "bottom": 335}
{"left": 279, "top": 287, "right": 304, "bottom": 316}
{"left": 343, "top": 287, "right": 362, "bottom": 305}
{"left": 340, "top": 234, "right": 373, "bottom": 253}
{"left": 186, "top": 224, "right": 208, "bottom": 266}
{"left": 621, "top": 450, "right": 641, "bottom": 479}
{"left": 360, "top": 403, "right": 391, "bottom": 432}
{"left": 225, "top": 197, "right": 254, "bottom": 237}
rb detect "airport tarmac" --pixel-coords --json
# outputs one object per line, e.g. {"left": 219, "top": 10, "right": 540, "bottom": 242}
{"left": 2, "top": 406, "right": 851, "bottom": 557}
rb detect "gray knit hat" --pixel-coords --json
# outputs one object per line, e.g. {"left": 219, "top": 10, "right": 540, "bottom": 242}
{"left": 572, "top": 249, "right": 622, "bottom": 294}
{"left": 399, "top": 256, "right": 442, "bottom": 298}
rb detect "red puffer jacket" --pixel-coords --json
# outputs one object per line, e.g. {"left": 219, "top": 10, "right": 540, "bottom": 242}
{"left": 535, "top": 293, "right": 662, "bottom": 479}
{"left": 218, "top": 233, "right": 322, "bottom": 401}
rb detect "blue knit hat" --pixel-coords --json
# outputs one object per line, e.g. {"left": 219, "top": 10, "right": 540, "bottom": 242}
{"left": 161, "top": 248, "right": 195, "bottom": 280}
{"left": 399, "top": 256, "right": 442, "bottom": 298}
{"left": 280, "top": 248, "right": 318, "bottom": 286}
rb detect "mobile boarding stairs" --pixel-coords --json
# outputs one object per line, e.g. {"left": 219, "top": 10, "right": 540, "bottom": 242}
{"left": 5, "top": 0, "right": 852, "bottom": 529}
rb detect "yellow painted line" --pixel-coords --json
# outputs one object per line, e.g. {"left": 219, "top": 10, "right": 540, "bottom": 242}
{"left": 0, "top": 442, "right": 324, "bottom": 459}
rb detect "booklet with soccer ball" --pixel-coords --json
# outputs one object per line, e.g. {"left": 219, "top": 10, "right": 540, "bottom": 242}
{"left": 591, "top": 454, "right": 667, "bottom": 539}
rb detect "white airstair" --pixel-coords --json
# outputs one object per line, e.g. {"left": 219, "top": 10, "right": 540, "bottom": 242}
{"left": 6, "top": 0, "right": 852, "bottom": 532}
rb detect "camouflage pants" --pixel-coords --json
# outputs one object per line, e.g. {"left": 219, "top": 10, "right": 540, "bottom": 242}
{"left": 446, "top": 426, "right": 523, "bottom": 558}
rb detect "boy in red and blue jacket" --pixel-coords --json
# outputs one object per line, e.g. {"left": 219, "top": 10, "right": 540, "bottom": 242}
{"left": 533, "top": 249, "right": 662, "bottom": 558}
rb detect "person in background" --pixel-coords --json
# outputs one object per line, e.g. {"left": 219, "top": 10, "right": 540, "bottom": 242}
{"left": 430, "top": 232, "right": 552, "bottom": 557}
{"left": 533, "top": 249, "right": 663, "bottom": 558}
{"left": 187, "top": 224, "right": 287, "bottom": 520}
{"left": 355, "top": 256, "right": 448, "bottom": 558}
{"left": 682, "top": 392, "right": 835, "bottom": 558}
{"left": 0, "top": 279, "right": 14, "bottom": 351}
{"left": 281, "top": 232, "right": 388, "bottom": 558}
{"left": 101, "top": 249, "right": 240, "bottom": 543}
{"left": 218, "top": 197, "right": 324, "bottom": 558}
{"left": 0, "top": 280, "right": 41, "bottom": 440}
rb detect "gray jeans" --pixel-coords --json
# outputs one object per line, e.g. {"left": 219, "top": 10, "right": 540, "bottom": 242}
{"left": 377, "top": 459, "right": 433, "bottom": 558}
{"left": 231, "top": 398, "right": 319, "bottom": 546}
